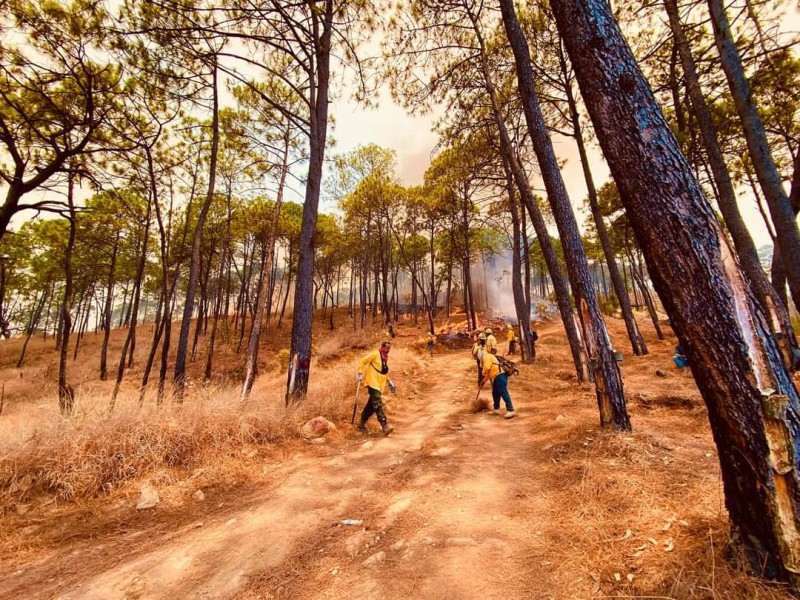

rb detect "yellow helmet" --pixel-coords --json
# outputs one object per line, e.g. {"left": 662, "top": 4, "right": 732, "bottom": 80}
{"left": 507, "top": 323, "right": 513, "bottom": 329}
{"left": 485, "top": 327, "right": 493, "bottom": 334}
{"left": 478, "top": 333, "right": 487, "bottom": 340}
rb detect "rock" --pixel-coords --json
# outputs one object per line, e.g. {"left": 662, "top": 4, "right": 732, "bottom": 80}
{"left": 656, "top": 369, "right": 668, "bottom": 377}
{"left": 308, "top": 438, "right": 326, "bottom": 445}
{"left": 300, "top": 416, "right": 336, "bottom": 440}
{"left": 363, "top": 551, "right": 386, "bottom": 566}
{"left": 341, "top": 519, "right": 364, "bottom": 526}
{"left": 136, "top": 484, "right": 160, "bottom": 510}
{"left": 15, "top": 503, "right": 31, "bottom": 515}
{"left": 555, "top": 414, "right": 565, "bottom": 422}
{"left": 445, "top": 537, "right": 477, "bottom": 547}
{"left": 391, "top": 540, "right": 406, "bottom": 552}
{"left": 193, "top": 489, "right": 206, "bottom": 502}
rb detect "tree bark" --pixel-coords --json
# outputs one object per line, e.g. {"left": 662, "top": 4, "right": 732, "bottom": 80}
{"left": 58, "top": 170, "right": 76, "bottom": 415}
{"left": 241, "top": 130, "right": 289, "bottom": 402}
{"left": 550, "top": 0, "right": 800, "bottom": 584}
{"left": 174, "top": 61, "right": 220, "bottom": 401}
{"left": 665, "top": 0, "right": 798, "bottom": 368}
{"left": 99, "top": 233, "right": 119, "bottom": 380}
{"left": 707, "top": 0, "right": 800, "bottom": 314}
{"left": 563, "top": 67, "right": 647, "bottom": 356}
{"left": 500, "top": 0, "right": 630, "bottom": 430}
{"left": 503, "top": 155, "right": 535, "bottom": 363}
{"left": 466, "top": 11, "right": 587, "bottom": 380}
{"left": 286, "top": 1, "right": 333, "bottom": 403}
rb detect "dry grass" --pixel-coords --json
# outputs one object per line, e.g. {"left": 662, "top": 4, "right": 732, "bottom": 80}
{"left": 0, "top": 400, "right": 292, "bottom": 508}
{"left": 0, "top": 313, "right": 425, "bottom": 514}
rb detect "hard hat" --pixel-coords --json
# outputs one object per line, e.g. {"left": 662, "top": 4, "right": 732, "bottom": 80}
{"left": 478, "top": 333, "right": 486, "bottom": 340}
{"left": 485, "top": 327, "right": 493, "bottom": 334}
{"left": 507, "top": 323, "right": 513, "bottom": 328}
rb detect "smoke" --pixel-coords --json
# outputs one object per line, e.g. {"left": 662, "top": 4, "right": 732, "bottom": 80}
{"left": 474, "top": 251, "right": 556, "bottom": 323}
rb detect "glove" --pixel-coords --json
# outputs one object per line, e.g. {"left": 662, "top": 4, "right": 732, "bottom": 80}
{"left": 388, "top": 380, "right": 397, "bottom": 395}
{"left": 357, "top": 373, "right": 363, "bottom": 382}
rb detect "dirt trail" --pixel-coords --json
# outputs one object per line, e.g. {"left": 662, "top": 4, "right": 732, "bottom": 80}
{"left": 2, "top": 320, "right": 747, "bottom": 599}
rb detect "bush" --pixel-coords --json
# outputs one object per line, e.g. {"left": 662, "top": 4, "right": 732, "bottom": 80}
{"left": 598, "top": 293, "right": 619, "bottom": 316}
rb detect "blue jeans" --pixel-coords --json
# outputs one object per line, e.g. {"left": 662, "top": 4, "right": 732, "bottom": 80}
{"left": 492, "top": 373, "right": 514, "bottom": 411}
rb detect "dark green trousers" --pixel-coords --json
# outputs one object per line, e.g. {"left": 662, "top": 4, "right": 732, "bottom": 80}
{"left": 359, "top": 386, "right": 387, "bottom": 427}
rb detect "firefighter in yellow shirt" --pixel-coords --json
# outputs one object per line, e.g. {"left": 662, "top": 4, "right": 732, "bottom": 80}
{"left": 482, "top": 352, "right": 516, "bottom": 419}
{"left": 506, "top": 324, "right": 517, "bottom": 355}
{"left": 485, "top": 327, "right": 498, "bottom": 355}
{"left": 356, "top": 341, "right": 396, "bottom": 436}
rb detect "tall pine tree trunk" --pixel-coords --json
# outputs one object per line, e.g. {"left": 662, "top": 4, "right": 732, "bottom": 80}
{"left": 707, "top": 0, "right": 800, "bottom": 314}
{"left": 174, "top": 61, "right": 220, "bottom": 401}
{"left": 242, "top": 131, "right": 289, "bottom": 401}
{"left": 58, "top": 170, "right": 76, "bottom": 415}
{"left": 499, "top": 0, "right": 629, "bottom": 430}
{"left": 550, "top": 0, "right": 800, "bottom": 584}
{"left": 466, "top": 11, "right": 587, "bottom": 380}
{"left": 564, "top": 71, "right": 647, "bottom": 356}
{"left": 100, "top": 233, "right": 119, "bottom": 380}
{"left": 286, "top": 2, "right": 333, "bottom": 403}
{"left": 665, "top": 0, "right": 798, "bottom": 368}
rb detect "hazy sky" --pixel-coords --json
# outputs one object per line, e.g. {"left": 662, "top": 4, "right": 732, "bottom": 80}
{"left": 327, "top": 3, "right": 800, "bottom": 248}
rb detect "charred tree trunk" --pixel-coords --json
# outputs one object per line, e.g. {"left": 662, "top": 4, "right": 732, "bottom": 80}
{"left": 551, "top": 0, "right": 800, "bottom": 584}
{"left": 500, "top": 0, "right": 629, "bottom": 429}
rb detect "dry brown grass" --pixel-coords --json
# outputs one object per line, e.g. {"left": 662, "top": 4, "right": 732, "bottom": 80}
{"left": 0, "top": 401, "right": 292, "bottom": 508}
{"left": 0, "top": 313, "right": 425, "bottom": 515}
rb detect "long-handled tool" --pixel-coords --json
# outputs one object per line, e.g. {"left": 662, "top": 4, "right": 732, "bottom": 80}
{"left": 351, "top": 380, "right": 362, "bottom": 424}
{"left": 474, "top": 378, "right": 486, "bottom": 402}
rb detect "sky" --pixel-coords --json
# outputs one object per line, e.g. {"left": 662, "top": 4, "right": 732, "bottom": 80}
{"left": 326, "top": 2, "right": 800, "bottom": 249}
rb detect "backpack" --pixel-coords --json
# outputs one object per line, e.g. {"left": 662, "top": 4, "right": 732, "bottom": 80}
{"left": 497, "top": 355, "right": 519, "bottom": 376}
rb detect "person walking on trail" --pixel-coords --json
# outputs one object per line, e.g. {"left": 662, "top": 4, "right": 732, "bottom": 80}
{"left": 472, "top": 333, "right": 487, "bottom": 385}
{"left": 485, "top": 327, "right": 498, "bottom": 355}
{"left": 426, "top": 331, "right": 435, "bottom": 357}
{"left": 356, "top": 341, "right": 397, "bottom": 436}
{"left": 506, "top": 324, "right": 517, "bottom": 355}
{"left": 482, "top": 351, "right": 516, "bottom": 419}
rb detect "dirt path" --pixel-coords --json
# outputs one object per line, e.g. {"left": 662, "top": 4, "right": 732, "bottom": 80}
{"left": 3, "top": 320, "right": 751, "bottom": 599}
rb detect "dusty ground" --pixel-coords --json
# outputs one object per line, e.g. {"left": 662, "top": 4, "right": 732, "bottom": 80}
{"left": 0, "top": 315, "right": 795, "bottom": 599}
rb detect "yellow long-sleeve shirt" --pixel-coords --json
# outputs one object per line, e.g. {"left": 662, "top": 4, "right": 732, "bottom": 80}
{"left": 486, "top": 334, "right": 498, "bottom": 354}
{"left": 358, "top": 349, "right": 389, "bottom": 393}
{"left": 482, "top": 353, "right": 501, "bottom": 382}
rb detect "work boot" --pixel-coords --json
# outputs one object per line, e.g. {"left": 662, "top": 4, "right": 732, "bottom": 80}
{"left": 504, "top": 411, "right": 517, "bottom": 419}
{"left": 382, "top": 423, "right": 395, "bottom": 437}
{"left": 492, "top": 409, "right": 501, "bottom": 415}
{"left": 357, "top": 421, "right": 368, "bottom": 433}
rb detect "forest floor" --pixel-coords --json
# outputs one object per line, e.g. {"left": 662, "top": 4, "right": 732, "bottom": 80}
{"left": 0, "top": 312, "right": 796, "bottom": 599}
